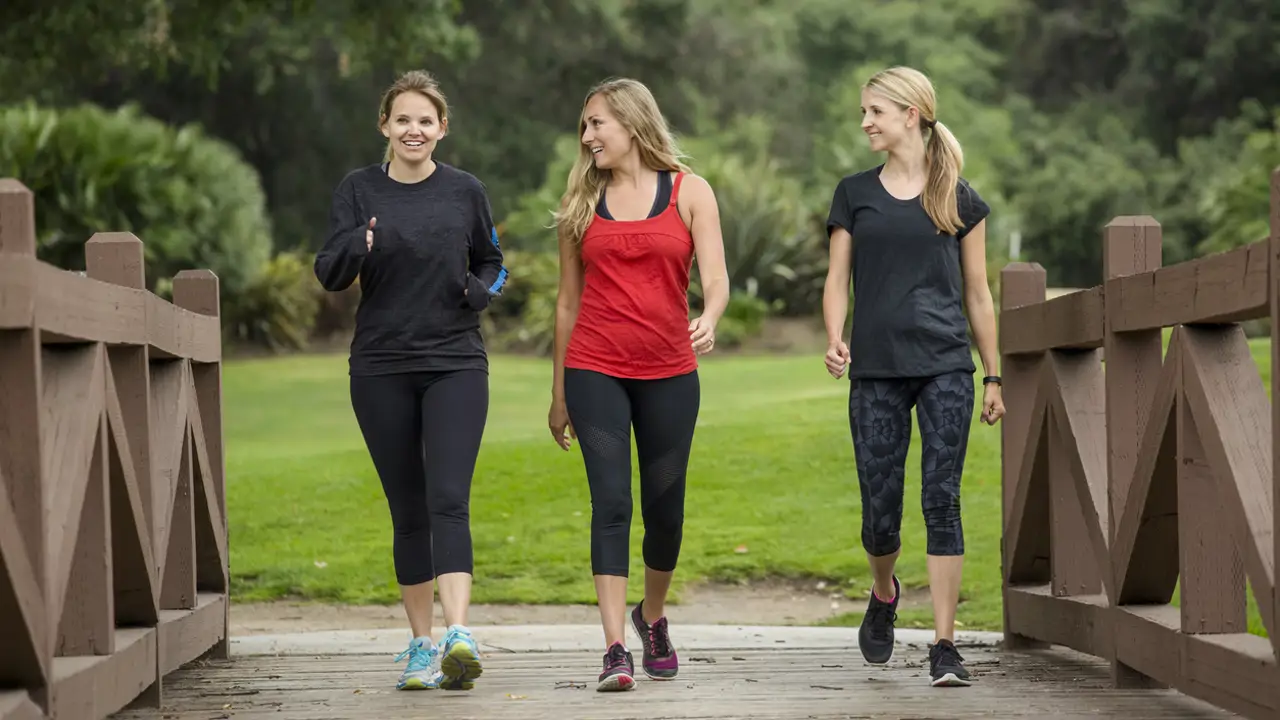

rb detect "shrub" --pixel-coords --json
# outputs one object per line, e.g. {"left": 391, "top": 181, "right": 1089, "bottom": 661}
{"left": 0, "top": 101, "right": 327, "bottom": 350}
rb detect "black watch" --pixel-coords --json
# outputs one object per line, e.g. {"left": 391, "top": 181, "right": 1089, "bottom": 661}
{"left": 983, "top": 375, "right": 1002, "bottom": 386}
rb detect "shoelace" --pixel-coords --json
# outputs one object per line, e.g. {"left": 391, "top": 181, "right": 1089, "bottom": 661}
{"left": 394, "top": 643, "right": 436, "bottom": 672}
{"left": 648, "top": 619, "right": 672, "bottom": 657}
{"left": 865, "top": 602, "right": 897, "bottom": 641}
{"left": 605, "top": 644, "right": 629, "bottom": 670}
{"left": 931, "top": 642, "right": 964, "bottom": 667}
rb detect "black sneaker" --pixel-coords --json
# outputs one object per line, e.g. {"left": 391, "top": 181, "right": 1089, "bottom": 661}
{"left": 630, "top": 601, "right": 679, "bottom": 679}
{"left": 928, "top": 638, "right": 972, "bottom": 687}
{"left": 858, "top": 575, "right": 899, "bottom": 664}
{"left": 596, "top": 642, "right": 636, "bottom": 692}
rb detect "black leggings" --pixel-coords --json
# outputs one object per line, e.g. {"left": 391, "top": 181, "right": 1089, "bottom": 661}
{"left": 350, "top": 369, "right": 488, "bottom": 585}
{"left": 849, "top": 369, "right": 974, "bottom": 558}
{"left": 563, "top": 368, "right": 700, "bottom": 577}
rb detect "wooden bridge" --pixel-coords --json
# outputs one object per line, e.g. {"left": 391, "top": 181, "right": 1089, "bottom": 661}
{"left": 0, "top": 170, "right": 1277, "bottom": 719}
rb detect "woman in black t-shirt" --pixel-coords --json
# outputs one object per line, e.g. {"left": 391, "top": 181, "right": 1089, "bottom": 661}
{"left": 821, "top": 65, "right": 1004, "bottom": 688}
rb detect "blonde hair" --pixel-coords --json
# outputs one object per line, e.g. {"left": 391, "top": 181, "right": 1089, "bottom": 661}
{"left": 864, "top": 66, "right": 964, "bottom": 235}
{"left": 553, "top": 78, "right": 691, "bottom": 243}
{"left": 378, "top": 70, "right": 449, "bottom": 162}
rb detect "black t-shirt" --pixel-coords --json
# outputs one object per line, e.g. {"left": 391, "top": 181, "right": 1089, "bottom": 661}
{"left": 314, "top": 162, "right": 508, "bottom": 376}
{"left": 826, "top": 164, "right": 990, "bottom": 380}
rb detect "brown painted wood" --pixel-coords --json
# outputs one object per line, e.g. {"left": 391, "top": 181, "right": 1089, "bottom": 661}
{"left": 1111, "top": 329, "right": 1181, "bottom": 605}
{"left": 0, "top": 692, "right": 41, "bottom": 720}
{"left": 1109, "top": 240, "right": 1270, "bottom": 331}
{"left": 1046, "top": 350, "right": 1109, "bottom": 597}
{"left": 110, "top": 646, "right": 1236, "bottom": 720}
{"left": 1269, "top": 165, "right": 1280, "bottom": 673}
{"left": 1000, "top": 286, "right": 1104, "bottom": 354}
{"left": 0, "top": 178, "right": 227, "bottom": 718}
{"left": 1177, "top": 396, "right": 1247, "bottom": 634}
{"left": 1179, "top": 326, "right": 1276, "bottom": 644}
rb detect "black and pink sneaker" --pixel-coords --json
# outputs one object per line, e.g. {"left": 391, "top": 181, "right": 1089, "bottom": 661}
{"left": 596, "top": 642, "right": 635, "bottom": 692}
{"left": 631, "top": 602, "right": 679, "bottom": 680}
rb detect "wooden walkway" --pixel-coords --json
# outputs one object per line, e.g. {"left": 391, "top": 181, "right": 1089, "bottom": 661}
{"left": 112, "top": 644, "right": 1234, "bottom": 719}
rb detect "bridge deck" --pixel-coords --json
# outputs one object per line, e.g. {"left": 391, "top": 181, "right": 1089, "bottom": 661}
{"left": 112, "top": 643, "right": 1233, "bottom": 719}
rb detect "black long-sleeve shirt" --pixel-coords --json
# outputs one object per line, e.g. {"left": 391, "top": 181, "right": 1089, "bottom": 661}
{"left": 314, "top": 162, "right": 508, "bottom": 376}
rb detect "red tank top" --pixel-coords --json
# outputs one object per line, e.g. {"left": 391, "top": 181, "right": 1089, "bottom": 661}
{"left": 564, "top": 172, "right": 697, "bottom": 380}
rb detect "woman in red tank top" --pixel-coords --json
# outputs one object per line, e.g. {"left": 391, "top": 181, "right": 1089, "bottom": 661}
{"left": 547, "top": 77, "right": 729, "bottom": 692}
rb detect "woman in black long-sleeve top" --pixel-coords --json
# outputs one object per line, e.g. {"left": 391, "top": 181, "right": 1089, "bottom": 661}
{"left": 313, "top": 69, "right": 507, "bottom": 694}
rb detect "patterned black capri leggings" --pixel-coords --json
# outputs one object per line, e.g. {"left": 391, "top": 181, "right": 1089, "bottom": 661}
{"left": 849, "top": 369, "right": 974, "bottom": 558}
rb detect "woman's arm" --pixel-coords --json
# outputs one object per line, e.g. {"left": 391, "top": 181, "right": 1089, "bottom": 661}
{"left": 960, "top": 219, "right": 1004, "bottom": 424}
{"left": 313, "top": 180, "right": 370, "bottom": 291}
{"left": 822, "top": 227, "right": 853, "bottom": 377}
{"left": 551, "top": 212, "right": 585, "bottom": 405}
{"left": 465, "top": 185, "right": 509, "bottom": 310}
{"left": 682, "top": 174, "right": 730, "bottom": 354}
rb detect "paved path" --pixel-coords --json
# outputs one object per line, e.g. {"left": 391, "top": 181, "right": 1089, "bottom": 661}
{"left": 111, "top": 625, "right": 1235, "bottom": 719}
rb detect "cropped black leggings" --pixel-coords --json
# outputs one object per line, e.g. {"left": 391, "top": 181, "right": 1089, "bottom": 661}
{"left": 564, "top": 368, "right": 700, "bottom": 577}
{"left": 350, "top": 369, "right": 488, "bottom": 585}
{"left": 849, "top": 369, "right": 974, "bottom": 558}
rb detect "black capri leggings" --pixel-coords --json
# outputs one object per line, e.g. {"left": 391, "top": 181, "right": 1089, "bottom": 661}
{"left": 350, "top": 369, "right": 488, "bottom": 585}
{"left": 849, "top": 369, "right": 974, "bottom": 558}
{"left": 563, "top": 368, "right": 700, "bottom": 577}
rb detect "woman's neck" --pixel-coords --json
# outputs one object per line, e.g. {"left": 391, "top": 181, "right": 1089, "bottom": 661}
{"left": 607, "top": 151, "right": 653, "bottom": 188}
{"left": 882, "top": 139, "right": 927, "bottom": 183}
{"left": 388, "top": 156, "right": 437, "bottom": 184}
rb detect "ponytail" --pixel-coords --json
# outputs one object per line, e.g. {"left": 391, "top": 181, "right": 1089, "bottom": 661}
{"left": 922, "top": 120, "right": 964, "bottom": 235}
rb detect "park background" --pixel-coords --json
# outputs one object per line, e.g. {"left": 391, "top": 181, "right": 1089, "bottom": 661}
{"left": 2, "top": 0, "right": 1277, "bottom": 636}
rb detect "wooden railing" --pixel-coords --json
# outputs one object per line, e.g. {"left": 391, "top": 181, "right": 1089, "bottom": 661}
{"left": 0, "top": 179, "right": 228, "bottom": 720}
{"left": 999, "top": 167, "right": 1280, "bottom": 719}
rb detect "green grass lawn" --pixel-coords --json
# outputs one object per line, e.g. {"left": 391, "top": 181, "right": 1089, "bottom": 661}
{"left": 224, "top": 339, "right": 1273, "bottom": 634}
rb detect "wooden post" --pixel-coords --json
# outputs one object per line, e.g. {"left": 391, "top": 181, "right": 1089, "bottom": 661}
{"left": 1102, "top": 215, "right": 1164, "bottom": 688}
{"left": 0, "top": 179, "right": 50, "bottom": 712}
{"left": 171, "top": 269, "right": 228, "bottom": 659}
{"left": 999, "top": 261, "right": 1049, "bottom": 649}
{"left": 1270, "top": 165, "right": 1280, "bottom": 646}
{"left": 85, "top": 233, "right": 157, "bottom": 627}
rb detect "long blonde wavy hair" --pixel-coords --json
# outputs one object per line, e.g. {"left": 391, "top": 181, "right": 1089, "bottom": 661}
{"left": 553, "top": 78, "right": 691, "bottom": 243}
{"left": 864, "top": 66, "right": 965, "bottom": 235}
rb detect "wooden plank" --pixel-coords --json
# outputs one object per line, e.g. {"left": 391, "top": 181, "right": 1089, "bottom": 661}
{"left": 0, "top": 180, "right": 36, "bottom": 255}
{"left": 50, "top": 627, "right": 156, "bottom": 720}
{"left": 1111, "top": 333, "right": 1180, "bottom": 605}
{"left": 1005, "top": 584, "right": 1110, "bottom": 658}
{"left": 1005, "top": 381, "right": 1051, "bottom": 584}
{"left": 55, "top": 413, "right": 115, "bottom": 658}
{"left": 145, "top": 295, "right": 221, "bottom": 363}
{"left": 1046, "top": 350, "right": 1110, "bottom": 597}
{"left": 35, "top": 263, "right": 147, "bottom": 346}
{"left": 110, "top": 646, "right": 1237, "bottom": 720}
{"left": 1177, "top": 403, "right": 1247, "bottom": 633}
{"left": 1269, "top": 164, "right": 1280, "bottom": 675}
{"left": 1179, "top": 326, "right": 1277, "bottom": 645}
{"left": 1113, "top": 605, "right": 1181, "bottom": 686}
{"left": 0, "top": 254, "right": 35, "bottom": 329}
{"left": 1182, "top": 632, "right": 1280, "bottom": 718}
{"left": 157, "top": 593, "right": 226, "bottom": 675}
{"left": 0, "top": 691, "right": 41, "bottom": 720}
{"left": 0, "top": 328, "right": 48, "bottom": 691}
{"left": 1000, "top": 286, "right": 1103, "bottom": 355}
{"left": 1108, "top": 241, "right": 1270, "bottom": 331}
{"left": 104, "top": 359, "right": 159, "bottom": 626}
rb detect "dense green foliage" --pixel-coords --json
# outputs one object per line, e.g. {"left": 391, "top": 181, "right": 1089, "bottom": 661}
{"left": 1, "top": 0, "right": 1276, "bottom": 350}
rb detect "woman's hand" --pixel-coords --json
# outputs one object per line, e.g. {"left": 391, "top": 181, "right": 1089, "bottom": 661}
{"left": 549, "top": 398, "right": 575, "bottom": 450}
{"left": 981, "top": 382, "right": 1005, "bottom": 425}
{"left": 825, "top": 341, "right": 850, "bottom": 378}
{"left": 366, "top": 217, "right": 377, "bottom": 251}
{"left": 689, "top": 316, "right": 716, "bottom": 355}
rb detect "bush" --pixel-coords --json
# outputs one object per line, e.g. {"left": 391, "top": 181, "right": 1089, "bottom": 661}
{"left": 225, "top": 251, "right": 322, "bottom": 352}
{"left": 0, "top": 101, "right": 326, "bottom": 350}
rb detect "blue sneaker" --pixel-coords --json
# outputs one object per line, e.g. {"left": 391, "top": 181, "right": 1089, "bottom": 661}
{"left": 393, "top": 636, "right": 442, "bottom": 690}
{"left": 440, "top": 625, "right": 483, "bottom": 690}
